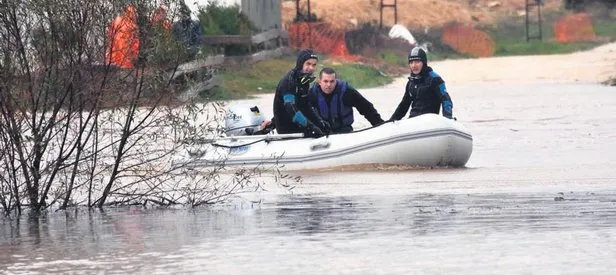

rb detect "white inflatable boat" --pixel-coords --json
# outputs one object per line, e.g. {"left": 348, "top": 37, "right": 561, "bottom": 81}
{"left": 183, "top": 113, "right": 473, "bottom": 171}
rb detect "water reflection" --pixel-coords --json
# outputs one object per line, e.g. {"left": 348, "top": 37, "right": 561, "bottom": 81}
{"left": 1, "top": 189, "right": 616, "bottom": 273}
{"left": 270, "top": 191, "right": 616, "bottom": 239}
{"left": 273, "top": 195, "right": 373, "bottom": 235}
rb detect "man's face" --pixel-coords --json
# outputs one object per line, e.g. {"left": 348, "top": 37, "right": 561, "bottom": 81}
{"left": 180, "top": 13, "right": 190, "bottom": 22}
{"left": 302, "top": 58, "right": 318, "bottom": 74}
{"left": 318, "top": 73, "right": 336, "bottom": 94}
{"left": 409, "top": 60, "right": 423, "bottom": 74}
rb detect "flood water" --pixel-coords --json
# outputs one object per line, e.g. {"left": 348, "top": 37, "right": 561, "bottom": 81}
{"left": 2, "top": 80, "right": 616, "bottom": 274}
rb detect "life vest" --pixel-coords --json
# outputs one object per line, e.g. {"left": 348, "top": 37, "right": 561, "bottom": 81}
{"left": 310, "top": 80, "right": 354, "bottom": 132}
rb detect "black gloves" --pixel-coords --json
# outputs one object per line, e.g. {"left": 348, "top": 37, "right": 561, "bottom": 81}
{"left": 374, "top": 118, "right": 387, "bottom": 127}
{"left": 298, "top": 73, "right": 316, "bottom": 86}
{"left": 318, "top": 120, "right": 331, "bottom": 135}
{"left": 296, "top": 74, "right": 314, "bottom": 97}
{"left": 305, "top": 123, "right": 324, "bottom": 138}
{"left": 305, "top": 121, "right": 330, "bottom": 138}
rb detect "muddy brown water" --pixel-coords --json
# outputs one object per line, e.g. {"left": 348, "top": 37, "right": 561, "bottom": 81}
{"left": 1, "top": 81, "right": 616, "bottom": 274}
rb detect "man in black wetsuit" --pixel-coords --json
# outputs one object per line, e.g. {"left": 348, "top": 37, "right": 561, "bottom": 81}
{"left": 390, "top": 46, "right": 454, "bottom": 121}
{"left": 272, "top": 49, "right": 331, "bottom": 137}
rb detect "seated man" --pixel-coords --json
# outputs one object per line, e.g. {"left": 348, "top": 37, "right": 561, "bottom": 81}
{"left": 272, "top": 49, "right": 330, "bottom": 137}
{"left": 309, "top": 67, "right": 384, "bottom": 133}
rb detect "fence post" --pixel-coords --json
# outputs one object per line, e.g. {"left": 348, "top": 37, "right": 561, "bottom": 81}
{"left": 525, "top": 0, "right": 543, "bottom": 41}
{"left": 380, "top": 0, "right": 398, "bottom": 29}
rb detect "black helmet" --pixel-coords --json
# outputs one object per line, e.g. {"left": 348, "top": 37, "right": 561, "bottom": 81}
{"left": 408, "top": 47, "right": 427, "bottom": 65}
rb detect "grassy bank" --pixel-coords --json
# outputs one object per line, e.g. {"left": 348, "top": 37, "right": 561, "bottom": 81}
{"left": 201, "top": 56, "right": 393, "bottom": 100}
{"left": 485, "top": 11, "right": 616, "bottom": 56}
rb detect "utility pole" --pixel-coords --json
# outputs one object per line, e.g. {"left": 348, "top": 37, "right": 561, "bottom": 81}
{"left": 307, "top": 0, "right": 311, "bottom": 21}
{"left": 380, "top": 0, "right": 398, "bottom": 29}
{"left": 295, "top": 0, "right": 300, "bottom": 21}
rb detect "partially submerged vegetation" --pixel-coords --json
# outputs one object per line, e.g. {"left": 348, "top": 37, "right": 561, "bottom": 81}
{"left": 0, "top": 0, "right": 295, "bottom": 217}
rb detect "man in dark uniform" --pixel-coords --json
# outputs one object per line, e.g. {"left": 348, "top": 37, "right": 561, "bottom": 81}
{"left": 390, "top": 46, "right": 454, "bottom": 121}
{"left": 171, "top": 1, "right": 204, "bottom": 61}
{"left": 310, "top": 67, "right": 384, "bottom": 133}
{"left": 273, "top": 49, "right": 331, "bottom": 137}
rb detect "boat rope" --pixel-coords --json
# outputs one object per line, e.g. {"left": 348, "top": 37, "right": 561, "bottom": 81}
{"left": 211, "top": 120, "right": 395, "bottom": 148}
{"left": 326, "top": 119, "right": 394, "bottom": 136}
{"left": 223, "top": 124, "right": 261, "bottom": 134}
{"left": 211, "top": 138, "right": 267, "bottom": 148}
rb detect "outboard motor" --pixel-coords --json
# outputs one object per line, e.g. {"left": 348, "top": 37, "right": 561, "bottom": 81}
{"left": 224, "top": 104, "right": 266, "bottom": 136}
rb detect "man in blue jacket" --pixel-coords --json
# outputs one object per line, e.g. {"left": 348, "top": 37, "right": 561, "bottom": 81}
{"left": 310, "top": 67, "right": 384, "bottom": 133}
{"left": 390, "top": 47, "right": 454, "bottom": 121}
{"left": 172, "top": 2, "right": 204, "bottom": 61}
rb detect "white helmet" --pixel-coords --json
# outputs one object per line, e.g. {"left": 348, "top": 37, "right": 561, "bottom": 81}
{"left": 224, "top": 104, "right": 266, "bottom": 136}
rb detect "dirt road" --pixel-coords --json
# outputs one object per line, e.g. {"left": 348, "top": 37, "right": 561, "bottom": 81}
{"left": 431, "top": 42, "right": 616, "bottom": 85}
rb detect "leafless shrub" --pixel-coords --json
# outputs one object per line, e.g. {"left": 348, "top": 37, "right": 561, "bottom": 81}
{"left": 0, "top": 0, "right": 296, "bottom": 216}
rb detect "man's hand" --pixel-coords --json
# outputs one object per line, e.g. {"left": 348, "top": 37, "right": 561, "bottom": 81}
{"left": 259, "top": 119, "right": 272, "bottom": 130}
{"left": 319, "top": 120, "right": 331, "bottom": 135}
{"left": 253, "top": 119, "right": 275, "bottom": 135}
{"left": 305, "top": 124, "right": 324, "bottom": 138}
{"left": 374, "top": 118, "right": 389, "bottom": 127}
{"left": 299, "top": 74, "right": 316, "bottom": 86}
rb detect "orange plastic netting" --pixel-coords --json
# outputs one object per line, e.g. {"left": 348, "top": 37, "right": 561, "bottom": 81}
{"left": 288, "top": 22, "right": 358, "bottom": 61}
{"left": 441, "top": 24, "right": 495, "bottom": 57}
{"left": 553, "top": 13, "right": 596, "bottom": 43}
